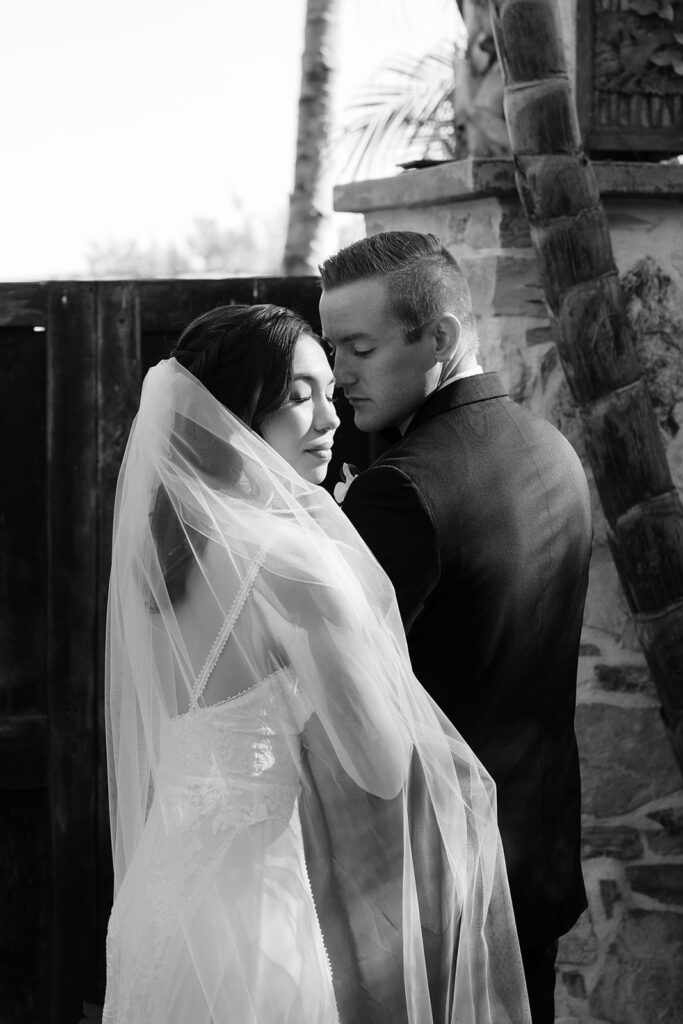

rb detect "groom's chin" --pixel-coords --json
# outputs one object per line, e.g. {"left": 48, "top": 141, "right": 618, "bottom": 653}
{"left": 351, "top": 408, "right": 376, "bottom": 434}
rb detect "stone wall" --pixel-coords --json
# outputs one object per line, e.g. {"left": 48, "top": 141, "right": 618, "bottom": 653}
{"left": 334, "top": 158, "right": 683, "bottom": 1024}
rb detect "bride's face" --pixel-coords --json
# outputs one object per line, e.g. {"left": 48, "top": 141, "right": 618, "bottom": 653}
{"left": 260, "top": 334, "right": 339, "bottom": 484}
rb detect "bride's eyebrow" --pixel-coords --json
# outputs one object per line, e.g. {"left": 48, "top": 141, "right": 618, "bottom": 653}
{"left": 292, "top": 373, "right": 334, "bottom": 385}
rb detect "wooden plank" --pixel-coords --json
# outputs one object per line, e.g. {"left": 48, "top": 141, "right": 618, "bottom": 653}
{"left": 94, "top": 282, "right": 142, "bottom": 999}
{"left": 0, "top": 326, "right": 47, "bottom": 711}
{"left": 0, "top": 788, "right": 50, "bottom": 1021}
{"left": 0, "top": 282, "right": 48, "bottom": 326}
{"left": 0, "top": 277, "right": 323, "bottom": 333}
{"left": 138, "top": 276, "right": 323, "bottom": 332}
{"left": 46, "top": 281, "right": 99, "bottom": 1022}
{"left": 0, "top": 320, "right": 50, "bottom": 1015}
{"left": 256, "top": 277, "right": 322, "bottom": 331}
{"left": 139, "top": 277, "right": 262, "bottom": 331}
{"left": 0, "top": 714, "right": 48, "bottom": 789}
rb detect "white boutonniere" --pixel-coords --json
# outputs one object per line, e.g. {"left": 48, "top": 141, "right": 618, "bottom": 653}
{"left": 333, "top": 462, "right": 359, "bottom": 505}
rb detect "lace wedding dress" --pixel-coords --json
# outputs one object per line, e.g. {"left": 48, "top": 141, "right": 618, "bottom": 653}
{"left": 103, "top": 660, "right": 338, "bottom": 1023}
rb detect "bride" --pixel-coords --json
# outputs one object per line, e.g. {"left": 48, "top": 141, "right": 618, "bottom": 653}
{"left": 102, "top": 303, "right": 530, "bottom": 1024}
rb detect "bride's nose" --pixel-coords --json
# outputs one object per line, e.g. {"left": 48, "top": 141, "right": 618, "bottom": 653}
{"left": 314, "top": 395, "right": 340, "bottom": 433}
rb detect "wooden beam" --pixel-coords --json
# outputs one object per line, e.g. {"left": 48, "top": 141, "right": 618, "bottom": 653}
{"left": 47, "top": 281, "right": 99, "bottom": 1021}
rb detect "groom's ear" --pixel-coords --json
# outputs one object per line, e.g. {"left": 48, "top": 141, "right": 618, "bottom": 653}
{"left": 431, "top": 314, "right": 461, "bottom": 363}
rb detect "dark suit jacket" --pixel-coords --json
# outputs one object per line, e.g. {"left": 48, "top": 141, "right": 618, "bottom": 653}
{"left": 342, "top": 372, "right": 592, "bottom": 948}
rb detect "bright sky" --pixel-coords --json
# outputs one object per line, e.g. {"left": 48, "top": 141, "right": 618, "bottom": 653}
{"left": 1, "top": 0, "right": 458, "bottom": 279}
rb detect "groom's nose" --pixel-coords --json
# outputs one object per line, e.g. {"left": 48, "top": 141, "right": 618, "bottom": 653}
{"left": 332, "top": 349, "right": 355, "bottom": 386}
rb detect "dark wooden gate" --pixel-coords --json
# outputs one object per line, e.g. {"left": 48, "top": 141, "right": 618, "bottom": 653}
{"left": 0, "top": 277, "right": 365, "bottom": 1023}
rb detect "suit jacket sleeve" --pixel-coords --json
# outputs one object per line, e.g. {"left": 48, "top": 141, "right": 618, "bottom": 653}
{"left": 342, "top": 465, "right": 439, "bottom": 633}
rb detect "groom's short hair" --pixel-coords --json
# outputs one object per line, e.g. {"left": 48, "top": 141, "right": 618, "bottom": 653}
{"left": 319, "top": 231, "right": 477, "bottom": 348}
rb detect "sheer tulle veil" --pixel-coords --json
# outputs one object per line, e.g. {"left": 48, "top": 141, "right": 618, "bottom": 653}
{"left": 105, "top": 357, "right": 531, "bottom": 1023}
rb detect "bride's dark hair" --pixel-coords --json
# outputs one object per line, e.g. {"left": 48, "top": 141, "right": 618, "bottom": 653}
{"left": 171, "top": 303, "right": 315, "bottom": 431}
{"left": 151, "top": 303, "right": 319, "bottom": 606}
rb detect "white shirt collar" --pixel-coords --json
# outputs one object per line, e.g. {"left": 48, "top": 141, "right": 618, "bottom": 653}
{"left": 437, "top": 365, "right": 483, "bottom": 390}
{"left": 399, "top": 364, "right": 484, "bottom": 435}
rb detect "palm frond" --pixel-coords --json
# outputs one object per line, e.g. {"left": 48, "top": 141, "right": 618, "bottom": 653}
{"left": 334, "top": 45, "right": 460, "bottom": 181}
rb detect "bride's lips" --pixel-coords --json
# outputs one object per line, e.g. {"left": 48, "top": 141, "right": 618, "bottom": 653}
{"left": 305, "top": 443, "right": 333, "bottom": 460}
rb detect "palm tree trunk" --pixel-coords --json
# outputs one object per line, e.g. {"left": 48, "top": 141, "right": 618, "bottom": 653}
{"left": 489, "top": 0, "right": 683, "bottom": 774}
{"left": 283, "top": 0, "right": 340, "bottom": 276}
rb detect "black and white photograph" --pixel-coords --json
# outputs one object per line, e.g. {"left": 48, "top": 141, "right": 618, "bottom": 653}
{"left": 2, "top": 1, "right": 683, "bottom": 1022}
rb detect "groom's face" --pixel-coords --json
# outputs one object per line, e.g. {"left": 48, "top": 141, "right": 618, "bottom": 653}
{"left": 320, "top": 278, "right": 438, "bottom": 433}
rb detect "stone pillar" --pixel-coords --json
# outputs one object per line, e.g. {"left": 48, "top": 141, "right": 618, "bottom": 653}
{"left": 334, "top": 157, "right": 683, "bottom": 1024}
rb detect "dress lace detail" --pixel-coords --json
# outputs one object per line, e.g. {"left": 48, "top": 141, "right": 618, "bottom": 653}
{"left": 163, "top": 669, "right": 312, "bottom": 834}
{"left": 103, "top": 669, "right": 334, "bottom": 1024}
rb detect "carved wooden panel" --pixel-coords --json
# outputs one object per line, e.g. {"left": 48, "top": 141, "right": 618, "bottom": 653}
{"left": 577, "top": 0, "right": 683, "bottom": 157}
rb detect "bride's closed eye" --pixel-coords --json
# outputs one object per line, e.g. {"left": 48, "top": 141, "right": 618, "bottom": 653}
{"left": 289, "top": 386, "right": 336, "bottom": 405}
{"left": 290, "top": 388, "right": 312, "bottom": 404}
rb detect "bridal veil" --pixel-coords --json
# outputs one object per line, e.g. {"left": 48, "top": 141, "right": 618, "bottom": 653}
{"left": 105, "top": 357, "right": 530, "bottom": 1023}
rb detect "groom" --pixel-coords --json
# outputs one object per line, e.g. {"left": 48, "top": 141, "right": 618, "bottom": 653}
{"left": 319, "top": 231, "right": 592, "bottom": 1024}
